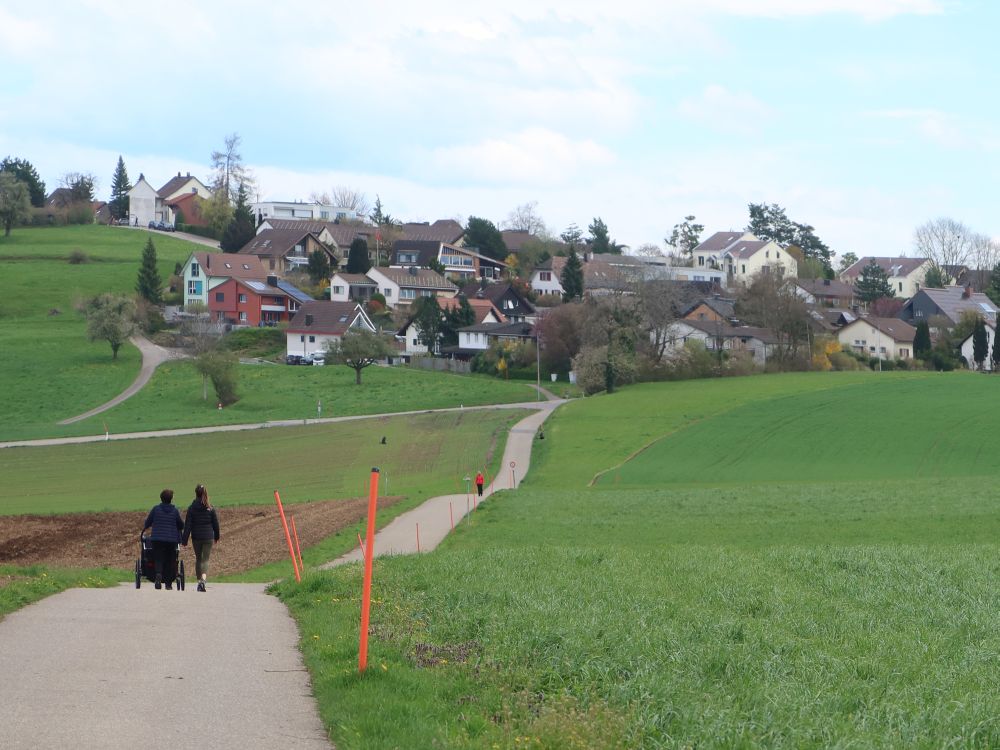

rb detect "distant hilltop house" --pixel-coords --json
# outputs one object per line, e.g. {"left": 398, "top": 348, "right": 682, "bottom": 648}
{"left": 898, "top": 285, "right": 998, "bottom": 327}
{"left": 689, "top": 231, "right": 798, "bottom": 285}
{"left": 530, "top": 252, "right": 663, "bottom": 297}
{"left": 181, "top": 251, "right": 268, "bottom": 308}
{"left": 789, "top": 278, "right": 856, "bottom": 308}
{"left": 391, "top": 240, "right": 508, "bottom": 283}
{"left": 839, "top": 256, "right": 931, "bottom": 299}
{"left": 836, "top": 317, "right": 916, "bottom": 361}
{"left": 237, "top": 228, "right": 338, "bottom": 273}
{"left": 251, "top": 200, "right": 363, "bottom": 225}
{"left": 127, "top": 172, "right": 211, "bottom": 227}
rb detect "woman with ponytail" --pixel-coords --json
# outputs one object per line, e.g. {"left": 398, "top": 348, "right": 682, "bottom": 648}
{"left": 181, "top": 484, "right": 220, "bottom": 592}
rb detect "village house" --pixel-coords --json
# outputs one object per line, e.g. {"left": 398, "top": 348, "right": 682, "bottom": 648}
{"left": 285, "top": 301, "right": 376, "bottom": 360}
{"left": 251, "top": 200, "right": 362, "bottom": 225}
{"left": 460, "top": 281, "right": 537, "bottom": 324}
{"left": 959, "top": 322, "right": 996, "bottom": 371}
{"left": 127, "top": 172, "right": 211, "bottom": 227}
{"left": 898, "top": 285, "right": 998, "bottom": 327}
{"left": 790, "top": 278, "right": 856, "bottom": 307}
{"left": 237, "top": 228, "right": 338, "bottom": 273}
{"left": 689, "top": 231, "right": 798, "bottom": 285}
{"left": 840, "top": 256, "right": 931, "bottom": 299}
{"left": 392, "top": 240, "right": 508, "bottom": 282}
{"left": 329, "top": 272, "right": 378, "bottom": 304}
{"left": 181, "top": 251, "right": 269, "bottom": 308}
{"left": 836, "top": 317, "right": 916, "bottom": 360}
{"left": 364, "top": 267, "right": 457, "bottom": 308}
{"left": 207, "top": 275, "right": 312, "bottom": 327}
{"left": 397, "top": 296, "right": 506, "bottom": 358}
{"left": 455, "top": 320, "right": 536, "bottom": 358}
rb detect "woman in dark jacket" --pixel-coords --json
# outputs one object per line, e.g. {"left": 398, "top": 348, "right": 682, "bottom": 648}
{"left": 142, "top": 489, "right": 184, "bottom": 590}
{"left": 182, "top": 484, "right": 220, "bottom": 592}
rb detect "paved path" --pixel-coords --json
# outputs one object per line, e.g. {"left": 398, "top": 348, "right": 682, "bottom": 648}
{"left": 58, "top": 335, "right": 188, "bottom": 425}
{"left": 325, "top": 400, "right": 560, "bottom": 566}
{"left": 0, "top": 583, "right": 330, "bottom": 750}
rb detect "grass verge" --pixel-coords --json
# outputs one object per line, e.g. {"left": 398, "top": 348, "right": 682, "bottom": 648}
{"left": 0, "top": 564, "right": 130, "bottom": 621}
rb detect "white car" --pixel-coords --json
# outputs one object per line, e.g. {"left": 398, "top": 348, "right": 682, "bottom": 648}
{"left": 311, "top": 353, "right": 325, "bottom": 366}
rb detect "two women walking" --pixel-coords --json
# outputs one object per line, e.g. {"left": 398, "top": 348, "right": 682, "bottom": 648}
{"left": 143, "top": 484, "right": 220, "bottom": 592}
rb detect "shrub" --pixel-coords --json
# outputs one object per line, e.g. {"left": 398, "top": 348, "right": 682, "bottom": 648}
{"left": 828, "top": 351, "right": 860, "bottom": 371}
{"left": 221, "top": 327, "right": 285, "bottom": 357}
{"left": 65, "top": 202, "right": 95, "bottom": 225}
{"left": 177, "top": 223, "right": 220, "bottom": 240}
{"left": 67, "top": 249, "right": 88, "bottom": 264}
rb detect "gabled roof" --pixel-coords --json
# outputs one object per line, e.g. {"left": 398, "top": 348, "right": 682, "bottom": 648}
{"left": 902, "top": 286, "right": 998, "bottom": 324}
{"left": 840, "top": 316, "right": 916, "bottom": 343}
{"left": 398, "top": 220, "right": 464, "bottom": 244}
{"left": 678, "top": 319, "right": 780, "bottom": 344}
{"left": 692, "top": 231, "right": 753, "bottom": 255}
{"left": 238, "top": 229, "right": 328, "bottom": 257}
{"left": 724, "top": 240, "right": 780, "bottom": 260}
{"left": 842, "top": 256, "right": 928, "bottom": 279}
{"left": 437, "top": 296, "right": 506, "bottom": 324}
{"left": 459, "top": 282, "right": 537, "bottom": 315}
{"left": 458, "top": 321, "right": 535, "bottom": 338}
{"left": 501, "top": 230, "right": 547, "bottom": 253}
{"left": 392, "top": 240, "right": 441, "bottom": 266}
{"left": 158, "top": 173, "right": 206, "bottom": 199}
{"left": 332, "top": 272, "right": 377, "bottom": 287}
{"left": 286, "top": 301, "right": 373, "bottom": 335}
{"left": 191, "top": 252, "right": 268, "bottom": 279}
{"left": 684, "top": 296, "right": 736, "bottom": 320}
{"left": 369, "top": 267, "right": 457, "bottom": 291}
{"left": 792, "top": 278, "right": 856, "bottom": 298}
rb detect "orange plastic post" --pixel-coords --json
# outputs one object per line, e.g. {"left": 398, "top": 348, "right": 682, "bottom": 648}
{"left": 359, "top": 467, "right": 380, "bottom": 673}
{"left": 273, "top": 490, "right": 301, "bottom": 583}
{"left": 416, "top": 522, "right": 421, "bottom": 553}
{"left": 357, "top": 531, "right": 365, "bottom": 555}
{"left": 290, "top": 516, "right": 304, "bottom": 570}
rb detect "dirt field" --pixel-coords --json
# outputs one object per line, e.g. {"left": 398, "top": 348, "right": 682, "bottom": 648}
{"left": 0, "top": 497, "right": 404, "bottom": 577}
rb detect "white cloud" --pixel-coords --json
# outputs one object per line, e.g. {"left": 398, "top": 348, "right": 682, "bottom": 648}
{"left": 865, "top": 109, "right": 1000, "bottom": 151}
{"left": 0, "top": 8, "right": 52, "bottom": 56}
{"left": 677, "top": 85, "right": 775, "bottom": 134}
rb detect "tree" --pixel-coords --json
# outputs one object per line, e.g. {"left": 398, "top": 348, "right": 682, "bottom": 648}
{"left": 734, "top": 273, "right": 811, "bottom": 368}
{"left": 0, "top": 157, "right": 46, "bottom": 207}
{"left": 109, "top": 156, "right": 131, "bottom": 220}
{"left": 84, "top": 293, "right": 137, "bottom": 360}
{"left": 635, "top": 243, "right": 664, "bottom": 258}
{"left": 442, "top": 295, "right": 475, "bottom": 348}
{"left": 665, "top": 215, "right": 704, "bottom": 259}
{"left": 973, "top": 316, "right": 988, "bottom": 370}
{"left": 854, "top": 260, "right": 894, "bottom": 305}
{"left": 502, "top": 201, "right": 548, "bottom": 236}
{"left": 639, "top": 279, "right": 698, "bottom": 366}
{"left": 913, "top": 320, "right": 932, "bottom": 360}
{"left": 327, "top": 187, "right": 370, "bottom": 218}
{"left": 0, "top": 173, "right": 31, "bottom": 236}
{"left": 60, "top": 172, "right": 96, "bottom": 204}
{"left": 201, "top": 189, "right": 233, "bottom": 237}
{"left": 561, "top": 246, "right": 584, "bottom": 302}
{"left": 913, "top": 217, "right": 976, "bottom": 269}
{"left": 427, "top": 257, "right": 446, "bottom": 276}
{"left": 923, "top": 262, "right": 949, "bottom": 289}
{"left": 136, "top": 236, "right": 162, "bottom": 303}
{"left": 411, "top": 296, "right": 444, "bottom": 351}
{"left": 837, "top": 252, "right": 859, "bottom": 274}
{"left": 306, "top": 249, "right": 331, "bottom": 284}
{"left": 346, "top": 237, "right": 371, "bottom": 274}
{"left": 537, "top": 302, "right": 585, "bottom": 374}
{"left": 329, "top": 329, "right": 393, "bottom": 384}
{"left": 587, "top": 217, "right": 626, "bottom": 254}
{"left": 219, "top": 181, "right": 255, "bottom": 251}
{"left": 210, "top": 133, "right": 253, "bottom": 205}
{"left": 577, "top": 296, "right": 641, "bottom": 393}
{"left": 747, "top": 202, "right": 831, "bottom": 269}
{"left": 560, "top": 223, "right": 584, "bottom": 246}
{"left": 193, "top": 349, "right": 239, "bottom": 405}
{"left": 464, "top": 216, "right": 507, "bottom": 261}
{"left": 369, "top": 195, "right": 395, "bottom": 227}
{"left": 987, "top": 261, "right": 1000, "bottom": 307}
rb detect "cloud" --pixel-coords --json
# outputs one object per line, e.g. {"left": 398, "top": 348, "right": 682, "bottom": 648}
{"left": 677, "top": 85, "right": 775, "bottom": 134}
{"left": 690, "top": 0, "right": 942, "bottom": 21}
{"left": 419, "top": 129, "right": 615, "bottom": 186}
{"left": 865, "top": 109, "right": 1000, "bottom": 151}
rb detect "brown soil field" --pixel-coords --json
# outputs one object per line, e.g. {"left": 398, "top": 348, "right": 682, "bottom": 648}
{"left": 0, "top": 497, "right": 404, "bottom": 577}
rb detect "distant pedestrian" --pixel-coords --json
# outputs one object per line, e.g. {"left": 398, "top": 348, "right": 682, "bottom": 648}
{"left": 142, "top": 489, "right": 183, "bottom": 590}
{"left": 182, "top": 484, "right": 220, "bottom": 592}
{"left": 475, "top": 471, "right": 484, "bottom": 497}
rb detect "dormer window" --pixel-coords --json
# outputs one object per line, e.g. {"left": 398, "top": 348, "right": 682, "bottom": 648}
{"left": 190, "top": 263, "right": 200, "bottom": 277}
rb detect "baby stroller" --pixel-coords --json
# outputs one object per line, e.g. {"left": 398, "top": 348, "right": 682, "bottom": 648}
{"left": 135, "top": 534, "right": 185, "bottom": 591}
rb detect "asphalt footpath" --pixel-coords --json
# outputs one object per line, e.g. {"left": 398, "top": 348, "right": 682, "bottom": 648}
{"left": 0, "top": 583, "right": 331, "bottom": 750}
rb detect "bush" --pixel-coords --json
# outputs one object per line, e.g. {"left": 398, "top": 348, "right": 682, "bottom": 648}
{"left": 67, "top": 249, "right": 88, "bottom": 264}
{"left": 65, "top": 202, "right": 95, "bottom": 225}
{"left": 829, "top": 351, "right": 861, "bottom": 371}
{"left": 177, "top": 223, "right": 220, "bottom": 240}
{"left": 894, "top": 358, "right": 910, "bottom": 370}
{"left": 221, "top": 327, "right": 285, "bottom": 357}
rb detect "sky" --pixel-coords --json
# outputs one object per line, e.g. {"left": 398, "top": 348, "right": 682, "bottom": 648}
{"left": 2, "top": 0, "right": 999, "bottom": 260}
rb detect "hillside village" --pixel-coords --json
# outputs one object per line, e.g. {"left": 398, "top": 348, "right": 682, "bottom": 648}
{"left": 4, "top": 157, "right": 1000, "bottom": 393}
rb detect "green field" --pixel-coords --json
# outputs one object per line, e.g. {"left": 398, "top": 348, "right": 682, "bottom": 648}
{"left": 276, "top": 371, "right": 1000, "bottom": 748}
{"left": 0, "top": 226, "right": 537, "bottom": 440}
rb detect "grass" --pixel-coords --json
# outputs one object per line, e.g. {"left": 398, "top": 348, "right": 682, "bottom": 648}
{"left": 0, "top": 565, "right": 129, "bottom": 621}
{"left": 274, "top": 371, "right": 1000, "bottom": 748}
{"left": 0, "top": 409, "right": 525, "bottom": 516}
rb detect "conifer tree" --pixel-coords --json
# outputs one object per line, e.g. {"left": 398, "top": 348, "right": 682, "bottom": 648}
{"left": 973, "top": 317, "right": 988, "bottom": 370}
{"left": 110, "top": 156, "right": 131, "bottom": 220}
{"left": 136, "top": 237, "right": 162, "bottom": 303}
{"left": 219, "top": 182, "right": 255, "bottom": 251}
{"left": 854, "top": 260, "right": 894, "bottom": 304}
{"left": 561, "top": 246, "right": 584, "bottom": 301}
{"left": 913, "top": 319, "right": 931, "bottom": 360}
{"left": 346, "top": 238, "right": 371, "bottom": 274}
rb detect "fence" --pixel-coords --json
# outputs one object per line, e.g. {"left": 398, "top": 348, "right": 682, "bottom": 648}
{"left": 408, "top": 356, "right": 471, "bottom": 374}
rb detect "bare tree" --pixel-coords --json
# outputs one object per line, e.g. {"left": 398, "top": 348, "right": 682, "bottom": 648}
{"left": 311, "top": 186, "right": 370, "bottom": 218}
{"left": 639, "top": 280, "right": 698, "bottom": 365}
{"left": 634, "top": 243, "right": 664, "bottom": 258}
{"left": 913, "top": 217, "right": 976, "bottom": 270}
{"left": 734, "top": 273, "right": 810, "bottom": 367}
{"left": 502, "top": 201, "right": 549, "bottom": 237}
{"left": 210, "top": 133, "right": 254, "bottom": 204}
{"left": 969, "top": 233, "right": 1000, "bottom": 286}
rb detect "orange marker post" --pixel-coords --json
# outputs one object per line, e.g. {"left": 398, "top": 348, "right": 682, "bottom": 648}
{"left": 273, "top": 490, "right": 301, "bottom": 583}
{"left": 290, "top": 516, "right": 304, "bottom": 571}
{"left": 357, "top": 532, "right": 365, "bottom": 556}
{"left": 359, "top": 467, "right": 380, "bottom": 674}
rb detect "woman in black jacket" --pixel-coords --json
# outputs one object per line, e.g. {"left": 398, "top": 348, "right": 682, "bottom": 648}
{"left": 142, "top": 489, "right": 184, "bottom": 590}
{"left": 182, "top": 484, "right": 220, "bottom": 592}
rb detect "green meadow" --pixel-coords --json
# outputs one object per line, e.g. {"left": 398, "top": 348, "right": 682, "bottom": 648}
{"left": 276, "top": 371, "right": 1000, "bottom": 749}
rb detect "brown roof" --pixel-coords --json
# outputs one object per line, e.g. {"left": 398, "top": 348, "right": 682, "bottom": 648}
{"left": 692, "top": 231, "right": 749, "bottom": 254}
{"left": 842, "top": 256, "right": 928, "bottom": 279}
{"left": 793, "top": 278, "right": 856, "bottom": 298}
{"left": 501, "top": 230, "right": 542, "bottom": 252}
{"left": 842, "top": 316, "right": 916, "bottom": 343}
{"left": 157, "top": 173, "right": 201, "bottom": 198}
{"left": 238, "top": 229, "right": 325, "bottom": 257}
{"left": 286, "top": 301, "right": 371, "bottom": 335}
{"left": 192, "top": 252, "right": 268, "bottom": 278}
{"left": 437, "top": 296, "right": 505, "bottom": 324}
{"left": 332, "top": 272, "right": 376, "bottom": 286}
{"left": 398, "top": 220, "right": 464, "bottom": 244}
{"left": 726, "top": 240, "right": 769, "bottom": 259}
{"left": 260, "top": 219, "right": 374, "bottom": 248}
{"left": 371, "top": 267, "right": 457, "bottom": 291}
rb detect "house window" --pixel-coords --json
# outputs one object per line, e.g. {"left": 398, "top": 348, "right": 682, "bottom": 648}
{"left": 190, "top": 263, "right": 200, "bottom": 277}
{"left": 238, "top": 294, "right": 247, "bottom": 303}
{"left": 239, "top": 312, "right": 247, "bottom": 322}
{"left": 333, "top": 285, "right": 343, "bottom": 294}
{"left": 900, "top": 348, "right": 910, "bottom": 358}
{"left": 273, "top": 297, "right": 282, "bottom": 305}
{"left": 698, "top": 256, "right": 705, "bottom": 266}
{"left": 187, "top": 280, "right": 202, "bottom": 295}
{"left": 309, "top": 335, "right": 315, "bottom": 343}
{"left": 766, "top": 251, "right": 770, "bottom": 258}
{"left": 420, "top": 290, "right": 432, "bottom": 297}
{"left": 217, "top": 312, "right": 225, "bottom": 322}
{"left": 215, "top": 292, "right": 224, "bottom": 302}
{"left": 879, "top": 347, "right": 886, "bottom": 354}
{"left": 320, "top": 211, "right": 329, "bottom": 220}
{"left": 400, "top": 289, "right": 416, "bottom": 299}
{"left": 898, "top": 282, "right": 903, "bottom": 292}
{"left": 384, "top": 288, "right": 392, "bottom": 297}
{"left": 412, "top": 338, "right": 419, "bottom": 346}
{"left": 539, "top": 271, "right": 551, "bottom": 281}
{"left": 300, "top": 335, "right": 305, "bottom": 342}
{"left": 741, "top": 264, "right": 746, "bottom": 274}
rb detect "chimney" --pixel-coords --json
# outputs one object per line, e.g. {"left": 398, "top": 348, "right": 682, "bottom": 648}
{"left": 205, "top": 255, "right": 210, "bottom": 269}
{"left": 186, "top": 172, "right": 190, "bottom": 177}
{"left": 267, "top": 275, "right": 278, "bottom": 287}
{"left": 963, "top": 284, "right": 972, "bottom": 299}
{"left": 177, "top": 171, "right": 181, "bottom": 177}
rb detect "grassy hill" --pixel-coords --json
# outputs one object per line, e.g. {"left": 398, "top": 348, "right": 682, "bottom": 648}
{"left": 276, "top": 371, "right": 1000, "bottom": 749}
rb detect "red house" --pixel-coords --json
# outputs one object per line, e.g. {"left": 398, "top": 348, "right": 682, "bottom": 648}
{"left": 207, "top": 275, "right": 313, "bottom": 327}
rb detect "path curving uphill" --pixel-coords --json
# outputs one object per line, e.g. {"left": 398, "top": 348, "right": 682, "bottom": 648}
{"left": 58, "top": 335, "right": 187, "bottom": 425}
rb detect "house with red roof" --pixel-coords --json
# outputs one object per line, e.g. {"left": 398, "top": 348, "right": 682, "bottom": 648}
{"left": 285, "top": 301, "right": 376, "bottom": 360}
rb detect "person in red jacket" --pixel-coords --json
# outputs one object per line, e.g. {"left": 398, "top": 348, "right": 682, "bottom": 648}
{"left": 475, "top": 471, "right": 485, "bottom": 497}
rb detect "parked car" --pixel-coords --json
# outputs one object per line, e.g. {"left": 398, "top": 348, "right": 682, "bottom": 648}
{"left": 162, "top": 222, "right": 175, "bottom": 232}
{"left": 285, "top": 354, "right": 302, "bottom": 365}
{"left": 148, "top": 221, "right": 157, "bottom": 229}
{"left": 311, "top": 353, "right": 326, "bottom": 366}
{"left": 301, "top": 355, "right": 314, "bottom": 366}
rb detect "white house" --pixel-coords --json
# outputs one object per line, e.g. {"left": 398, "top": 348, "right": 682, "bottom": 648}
{"left": 397, "top": 297, "right": 505, "bottom": 357}
{"left": 251, "top": 201, "right": 362, "bottom": 225}
{"left": 455, "top": 321, "right": 536, "bottom": 355}
{"left": 182, "top": 252, "right": 268, "bottom": 308}
{"left": 365, "top": 267, "right": 457, "bottom": 308}
{"left": 837, "top": 317, "right": 916, "bottom": 360}
{"left": 841, "top": 256, "right": 931, "bottom": 300}
{"left": 127, "top": 172, "right": 211, "bottom": 227}
{"left": 960, "top": 322, "right": 996, "bottom": 371}
{"left": 285, "top": 301, "right": 375, "bottom": 359}
{"left": 690, "top": 231, "right": 797, "bottom": 286}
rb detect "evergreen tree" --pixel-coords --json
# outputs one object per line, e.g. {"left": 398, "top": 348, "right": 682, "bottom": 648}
{"left": 973, "top": 317, "right": 988, "bottom": 370}
{"left": 442, "top": 295, "right": 475, "bottom": 347}
{"left": 913, "top": 320, "right": 932, "bottom": 359}
{"left": 986, "top": 261, "right": 1000, "bottom": 307}
{"left": 219, "top": 182, "right": 255, "bottom": 251}
{"left": 992, "top": 326, "right": 1000, "bottom": 372}
{"left": 561, "top": 247, "right": 584, "bottom": 301}
{"left": 136, "top": 237, "right": 162, "bottom": 303}
{"left": 346, "top": 238, "right": 371, "bottom": 274}
{"left": 411, "top": 296, "right": 444, "bottom": 351}
{"left": 854, "top": 260, "right": 894, "bottom": 304}
{"left": 560, "top": 223, "right": 584, "bottom": 246}
{"left": 923, "top": 263, "right": 948, "bottom": 289}
{"left": 588, "top": 217, "right": 611, "bottom": 253}
{"left": 464, "top": 216, "right": 507, "bottom": 260}
{"left": 666, "top": 215, "right": 704, "bottom": 258}
{"left": 0, "top": 157, "right": 46, "bottom": 207}
{"left": 109, "top": 156, "right": 131, "bottom": 220}
{"left": 747, "top": 202, "right": 832, "bottom": 269}
{"left": 369, "top": 195, "right": 395, "bottom": 226}
{"left": 306, "top": 249, "right": 331, "bottom": 284}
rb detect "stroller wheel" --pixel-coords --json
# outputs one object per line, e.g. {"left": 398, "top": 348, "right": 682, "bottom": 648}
{"left": 178, "top": 561, "right": 185, "bottom": 591}
{"left": 134, "top": 559, "right": 141, "bottom": 589}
